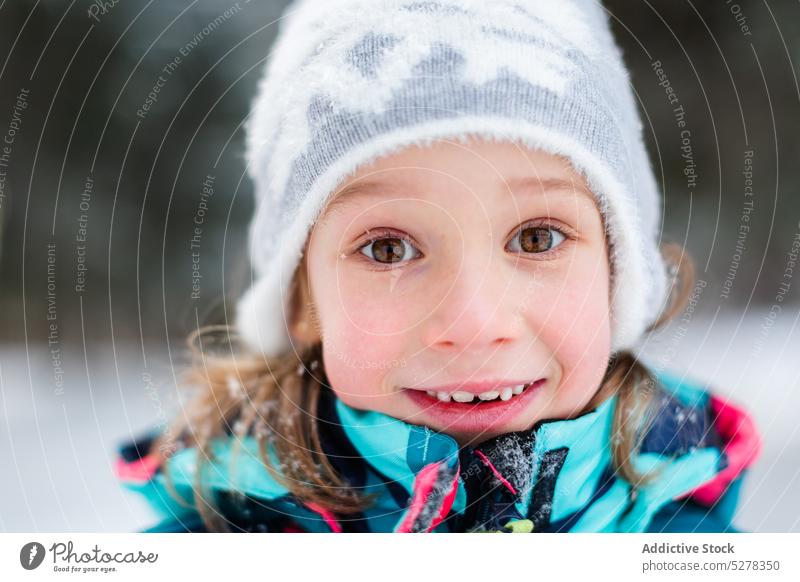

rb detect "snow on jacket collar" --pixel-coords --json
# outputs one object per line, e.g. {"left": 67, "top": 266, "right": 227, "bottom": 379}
{"left": 116, "top": 370, "right": 761, "bottom": 533}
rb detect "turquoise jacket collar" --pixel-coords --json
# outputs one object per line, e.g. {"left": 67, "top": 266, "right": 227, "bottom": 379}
{"left": 334, "top": 390, "right": 620, "bottom": 531}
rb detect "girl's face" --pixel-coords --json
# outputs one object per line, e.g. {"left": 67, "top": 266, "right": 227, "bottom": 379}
{"left": 301, "top": 138, "right": 612, "bottom": 445}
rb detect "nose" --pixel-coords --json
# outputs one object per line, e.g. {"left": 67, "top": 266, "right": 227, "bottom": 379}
{"left": 420, "top": 258, "right": 522, "bottom": 353}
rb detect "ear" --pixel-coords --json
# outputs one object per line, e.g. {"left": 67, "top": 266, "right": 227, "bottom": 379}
{"left": 290, "top": 308, "right": 322, "bottom": 344}
{"left": 288, "top": 259, "right": 322, "bottom": 345}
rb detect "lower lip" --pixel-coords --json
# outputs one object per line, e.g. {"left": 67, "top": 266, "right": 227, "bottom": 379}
{"left": 403, "top": 378, "right": 547, "bottom": 434}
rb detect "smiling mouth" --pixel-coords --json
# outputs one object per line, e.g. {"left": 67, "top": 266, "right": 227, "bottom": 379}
{"left": 403, "top": 378, "right": 546, "bottom": 406}
{"left": 402, "top": 378, "right": 547, "bottom": 432}
{"left": 424, "top": 382, "right": 534, "bottom": 403}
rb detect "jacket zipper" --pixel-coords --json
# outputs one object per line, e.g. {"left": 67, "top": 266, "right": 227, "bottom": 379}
{"left": 457, "top": 446, "right": 496, "bottom": 531}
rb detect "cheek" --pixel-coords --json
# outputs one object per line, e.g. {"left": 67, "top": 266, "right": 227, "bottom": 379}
{"left": 314, "top": 271, "right": 411, "bottom": 405}
{"left": 320, "top": 272, "right": 415, "bottom": 353}
{"left": 552, "top": 279, "right": 610, "bottom": 352}
{"left": 540, "top": 254, "right": 612, "bottom": 405}
{"left": 320, "top": 335, "right": 407, "bottom": 411}
{"left": 560, "top": 242, "right": 609, "bottom": 321}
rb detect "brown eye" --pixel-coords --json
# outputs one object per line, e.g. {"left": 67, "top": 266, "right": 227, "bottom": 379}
{"left": 359, "top": 235, "right": 420, "bottom": 264}
{"left": 507, "top": 224, "right": 566, "bottom": 254}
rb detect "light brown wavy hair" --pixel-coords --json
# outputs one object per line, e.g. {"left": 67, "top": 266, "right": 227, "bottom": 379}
{"left": 154, "top": 241, "right": 695, "bottom": 532}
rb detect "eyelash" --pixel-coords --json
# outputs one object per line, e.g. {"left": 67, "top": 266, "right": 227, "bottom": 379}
{"left": 351, "top": 220, "right": 575, "bottom": 271}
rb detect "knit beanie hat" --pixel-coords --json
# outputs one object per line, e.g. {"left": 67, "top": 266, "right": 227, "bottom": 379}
{"left": 236, "top": 0, "right": 670, "bottom": 358}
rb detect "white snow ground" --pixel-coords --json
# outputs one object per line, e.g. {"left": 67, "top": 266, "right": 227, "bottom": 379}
{"left": 1, "top": 307, "right": 798, "bottom": 532}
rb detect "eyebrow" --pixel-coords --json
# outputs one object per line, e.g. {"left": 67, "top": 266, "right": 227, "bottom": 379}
{"left": 503, "top": 176, "right": 596, "bottom": 204}
{"left": 319, "top": 175, "right": 596, "bottom": 221}
{"left": 317, "top": 180, "right": 408, "bottom": 226}
{"left": 321, "top": 180, "right": 402, "bottom": 216}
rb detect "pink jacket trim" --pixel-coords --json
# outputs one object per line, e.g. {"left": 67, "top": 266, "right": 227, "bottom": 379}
{"left": 114, "top": 452, "right": 161, "bottom": 483}
{"left": 473, "top": 449, "right": 517, "bottom": 495}
{"left": 304, "top": 501, "right": 343, "bottom": 533}
{"left": 680, "top": 394, "right": 762, "bottom": 506}
{"left": 396, "top": 461, "right": 459, "bottom": 533}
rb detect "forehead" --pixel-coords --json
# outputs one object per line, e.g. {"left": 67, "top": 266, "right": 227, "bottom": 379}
{"left": 319, "top": 174, "right": 598, "bottom": 220}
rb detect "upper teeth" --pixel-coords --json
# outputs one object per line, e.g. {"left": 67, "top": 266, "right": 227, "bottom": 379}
{"left": 426, "top": 383, "right": 529, "bottom": 403}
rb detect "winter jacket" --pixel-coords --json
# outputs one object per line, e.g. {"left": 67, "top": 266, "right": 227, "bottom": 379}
{"left": 115, "top": 369, "right": 762, "bottom": 533}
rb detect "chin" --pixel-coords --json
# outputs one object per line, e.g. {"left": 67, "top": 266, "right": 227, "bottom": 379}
{"left": 445, "top": 419, "right": 536, "bottom": 446}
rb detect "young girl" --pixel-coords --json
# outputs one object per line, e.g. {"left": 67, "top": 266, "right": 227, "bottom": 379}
{"left": 116, "top": 0, "right": 762, "bottom": 533}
